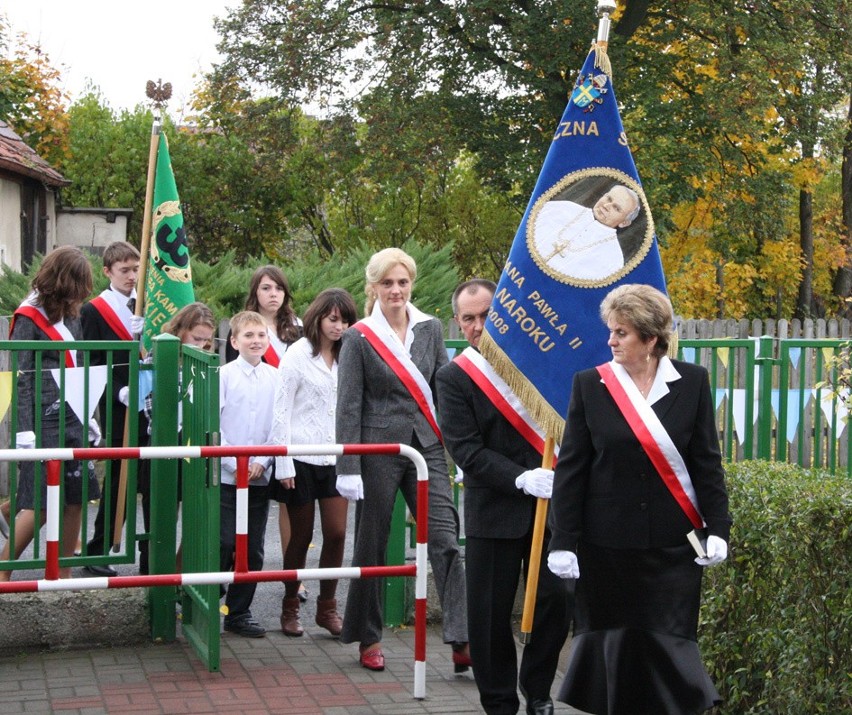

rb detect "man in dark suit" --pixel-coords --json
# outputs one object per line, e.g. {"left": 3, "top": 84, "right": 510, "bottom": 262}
{"left": 80, "top": 241, "right": 145, "bottom": 576}
{"left": 436, "top": 279, "right": 573, "bottom": 715}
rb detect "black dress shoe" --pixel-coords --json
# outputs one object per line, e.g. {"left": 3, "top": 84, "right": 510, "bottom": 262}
{"left": 224, "top": 617, "right": 266, "bottom": 638}
{"left": 82, "top": 564, "right": 118, "bottom": 577}
{"left": 526, "top": 698, "right": 554, "bottom": 715}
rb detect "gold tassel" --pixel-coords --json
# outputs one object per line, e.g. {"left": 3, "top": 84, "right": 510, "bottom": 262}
{"left": 593, "top": 41, "right": 612, "bottom": 80}
{"left": 668, "top": 331, "right": 679, "bottom": 359}
{"left": 479, "top": 333, "right": 566, "bottom": 443}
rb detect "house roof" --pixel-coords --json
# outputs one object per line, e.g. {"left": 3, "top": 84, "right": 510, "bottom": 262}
{"left": 0, "top": 119, "right": 69, "bottom": 187}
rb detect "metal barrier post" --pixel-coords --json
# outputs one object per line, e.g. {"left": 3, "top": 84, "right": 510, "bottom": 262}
{"left": 149, "top": 334, "right": 180, "bottom": 640}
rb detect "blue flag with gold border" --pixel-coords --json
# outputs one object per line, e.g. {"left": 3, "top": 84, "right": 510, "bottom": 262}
{"left": 480, "top": 46, "right": 668, "bottom": 442}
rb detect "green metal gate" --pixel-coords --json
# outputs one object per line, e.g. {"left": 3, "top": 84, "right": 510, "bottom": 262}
{"left": 148, "top": 334, "right": 221, "bottom": 670}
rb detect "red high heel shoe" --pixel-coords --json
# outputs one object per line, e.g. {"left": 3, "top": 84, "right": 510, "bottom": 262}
{"left": 452, "top": 643, "right": 472, "bottom": 673}
{"left": 359, "top": 643, "right": 385, "bottom": 671}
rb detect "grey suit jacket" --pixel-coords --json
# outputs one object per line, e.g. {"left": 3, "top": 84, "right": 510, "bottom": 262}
{"left": 336, "top": 316, "right": 447, "bottom": 476}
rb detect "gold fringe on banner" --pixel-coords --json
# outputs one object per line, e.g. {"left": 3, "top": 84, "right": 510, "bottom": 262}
{"left": 479, "top": 331, "right": 566, "bottom": 444}
{"left": 593, "top": 41, "right": 612, "bottom": 80}
{"left": 668, "top": 331, "right": 679, "bottom": 359}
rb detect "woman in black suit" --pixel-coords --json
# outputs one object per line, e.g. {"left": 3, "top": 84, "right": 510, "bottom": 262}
{"left": 548, "top": 283, "right": 731, "bottom": 715}
{"left": 335, "top": 247, "right": 469, "bottom": 672}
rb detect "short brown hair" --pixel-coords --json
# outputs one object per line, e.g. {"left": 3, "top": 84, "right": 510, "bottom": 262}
{"left": 600, "top": 284, "right": 673, "bottom": 357}
{"left": 102, "top": 241, "right": 140, "bottom": 268}
{"left": 32, "top": 247, "right": 93, "bottom": 323}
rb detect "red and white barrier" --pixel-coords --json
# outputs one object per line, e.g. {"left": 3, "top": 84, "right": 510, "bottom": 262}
{"left": 0, "top": 443, "right": 430, "bottom": 698}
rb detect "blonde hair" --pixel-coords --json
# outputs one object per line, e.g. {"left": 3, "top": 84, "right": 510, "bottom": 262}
{"left": 600, "top": 284, "right": 673, "bottom": 357}
{"left": 229, "top": 310, "right": 266, "bottom": 336}
{"left": 363, "top": 248, "right": 417, "bottom": 316}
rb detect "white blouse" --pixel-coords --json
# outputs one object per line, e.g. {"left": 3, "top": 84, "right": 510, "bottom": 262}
{"left": 272, "top": 336, "right": 338, "bottom": 478}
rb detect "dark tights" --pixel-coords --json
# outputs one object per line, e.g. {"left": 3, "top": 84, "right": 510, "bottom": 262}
{"left": 283, "top": 496, "right": 348, "bottom": 600}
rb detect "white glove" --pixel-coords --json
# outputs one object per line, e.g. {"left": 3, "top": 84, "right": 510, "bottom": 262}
{"left": 118, "top": 386, "right": 130, "bottom": 407}
{"left": 336, "top": 474, "right": 364, "bottom": 501}
{"left": 129, "top": 315, "right": 145, "bottom": 335}
{"left": 695, "top": 535, "right": 728, "bottom": 567}
{"left": 16, "top": 431, "right": 36, "bottom": 449}
{"left": 515, "top": 468, "right": 554, "bottom": 499}
{"left": 88, "top": 418, "right": 102, "bottom": 446}
{"left": 454, "top": 467, "right": 464, "bottom": 484}
{"left": 548, "top": 550, "right": 580, "bottom": 579}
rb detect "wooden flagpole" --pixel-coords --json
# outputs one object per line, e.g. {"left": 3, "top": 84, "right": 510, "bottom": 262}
{"left": 518, "top": 436, "right": 555, "bottom": 643}
{"left": 518, "top": 0, "right": 617, "bottom": 642}
{"left": 111, "top": 102, "right": 163, "bottom": 551}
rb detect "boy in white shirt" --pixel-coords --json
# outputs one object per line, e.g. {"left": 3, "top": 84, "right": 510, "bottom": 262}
{"left": 219, "top": 311, "right": 279, "bottom": 637}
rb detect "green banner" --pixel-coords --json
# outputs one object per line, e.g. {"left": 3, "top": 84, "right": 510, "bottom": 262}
{"left": 142, "top": 132, "right": 195, "bottom": 351}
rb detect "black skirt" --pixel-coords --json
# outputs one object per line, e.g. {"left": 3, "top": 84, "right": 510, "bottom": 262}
{"left": 557, "top": 540, "right": 721, "bottom": 715}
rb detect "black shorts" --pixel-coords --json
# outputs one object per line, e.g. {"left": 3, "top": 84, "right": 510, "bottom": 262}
{"left": 268, "top": 460, "right": 340, "bottom": 507}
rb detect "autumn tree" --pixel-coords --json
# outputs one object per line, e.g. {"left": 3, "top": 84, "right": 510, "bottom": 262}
{"left": 0, "top": 18, "right": 69, "bottom": 164}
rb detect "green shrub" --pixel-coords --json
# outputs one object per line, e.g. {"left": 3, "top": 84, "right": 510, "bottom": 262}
{"left": 700, "top": 461, "right": 852, "bottom": 714}
{"left": 2, "top": 239, "right": 459, "bottom": 331}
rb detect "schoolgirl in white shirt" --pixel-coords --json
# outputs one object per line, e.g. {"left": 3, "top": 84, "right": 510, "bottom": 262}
{"left": 272, "top": 288, "right": 358, "bottom": 638}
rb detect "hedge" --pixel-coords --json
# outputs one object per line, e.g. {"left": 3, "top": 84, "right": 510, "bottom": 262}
{"left": 699, "top": 460, "right": 851, "bottom": 714}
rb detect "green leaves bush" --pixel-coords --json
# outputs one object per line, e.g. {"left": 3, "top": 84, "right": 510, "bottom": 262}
{"left": 1, "top": 238, "right": 459, "bottom": 330}
{"left": 700, "top": 461, "right": 852, "bottom": 714}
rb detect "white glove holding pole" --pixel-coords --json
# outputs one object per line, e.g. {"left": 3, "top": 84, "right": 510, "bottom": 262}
{"left": 88, "top": 418, "right": 102, "bottom": 446}
{"left": 129, "top": 315, "right": 145, "bottom": 335}
{"left": 515, "top": 468, "right": 554, "bottom": 499}
{"left": 118, "top": 386, "right": 130, "bottom": 407}
{"left": 15, "top": 431, "right": 36, "bottom": 449}
{"left": 547, "top": 550, "right": 580, "bottom": 579}
{"left": 336, "top": 475, "right": 364, "bottom": 501}
{"left": 695, "top": 535, "right": 728, "bottom": 567}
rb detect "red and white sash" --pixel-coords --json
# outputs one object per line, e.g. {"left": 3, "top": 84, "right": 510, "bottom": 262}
{"left": 354, "top": 317, "right": 442, "bottom": 442}
{"left": 596, "top": 361, "right": 704, "bottom": 529}
{"left": 90, "top": 289, "right": 135, "bottom": 341}
{"left": 263, "top": 344, "right": 281, "bottom": 368}
{"left": 12, "top": 293, "right": 77, "bottom": 367}
{"left": 455, "top": 347, "right": 556, "bottom": 466}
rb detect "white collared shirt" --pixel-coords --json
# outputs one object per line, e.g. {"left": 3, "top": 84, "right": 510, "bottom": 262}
{"left": 272, "top": 337, "right": 338, "bottom": 477}
{"left": 610, "top": 355, "right": 682, "bottom": 405}
{"left": 219, "top": 355, "right": 279, "bottom": 486}
{"left": 370, "top": 301, "right": 432, "bottom": 352}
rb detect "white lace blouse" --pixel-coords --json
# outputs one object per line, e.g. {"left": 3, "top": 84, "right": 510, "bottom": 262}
{"left": 272, "top": 336, "right": 338, "bottom": 478}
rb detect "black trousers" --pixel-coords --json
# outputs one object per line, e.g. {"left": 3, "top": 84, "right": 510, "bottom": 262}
{"left": 465, "top": 528, "right": 574, "bottom": 714}
{"left": 219, "top": 483, "right": 270, "bottom": 621}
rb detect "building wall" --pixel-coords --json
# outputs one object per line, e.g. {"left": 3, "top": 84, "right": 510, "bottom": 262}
{"left": 0, "top": 178, "right": 22, "bottom": 270}
{"left": 56, "top": 210, "right": 130, "bottom": 255}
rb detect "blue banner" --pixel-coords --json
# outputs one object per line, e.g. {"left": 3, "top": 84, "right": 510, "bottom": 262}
{"left": 480, "top": 46, "right": 668, "bottom": 441}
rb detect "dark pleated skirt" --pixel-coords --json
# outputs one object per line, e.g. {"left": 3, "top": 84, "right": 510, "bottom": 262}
{"left": 557, "top": 540, "right": 721, "bottom": 715}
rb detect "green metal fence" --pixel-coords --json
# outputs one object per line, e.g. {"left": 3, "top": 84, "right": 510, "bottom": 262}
{"left": 0, "top": 339, "right": 141, "bottom": 574}
{"left": 3, "top": 334, "right": 850, "bottom": 642}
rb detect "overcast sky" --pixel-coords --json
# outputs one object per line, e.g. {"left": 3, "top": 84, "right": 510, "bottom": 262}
{"left": 3, "top": 0, "right": 239, "bottom": 115}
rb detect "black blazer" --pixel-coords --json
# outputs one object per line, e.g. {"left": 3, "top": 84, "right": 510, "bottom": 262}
{"left": 81, "top": 299, "right": 133, "bottom": 404}
{"left": 549, "top": 359, "right": 731, "bottom": 552}
{"left": 436, "top": 358, "right": 542, "bottom": 539}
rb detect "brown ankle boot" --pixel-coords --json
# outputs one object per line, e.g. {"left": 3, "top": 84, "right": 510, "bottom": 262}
{"left": 315, "top": 598, "right": 343, "bottom": 637}
{"left": 280, "top": 596, "right": 303, "bottom": 637}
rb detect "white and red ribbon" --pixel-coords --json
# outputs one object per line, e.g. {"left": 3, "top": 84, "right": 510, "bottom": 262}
{"left": 596, "top": 361, "right": 704, "bottom": 529}
{"left": 355, "top": 318, "right": 442, "bottom": 442}
{"left": 455, "top": 347, "right": 555, "bottom": 465}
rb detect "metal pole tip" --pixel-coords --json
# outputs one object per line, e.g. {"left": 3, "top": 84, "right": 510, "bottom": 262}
{"left": 597, "top": 0, "right": 617, "bottom": 16}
